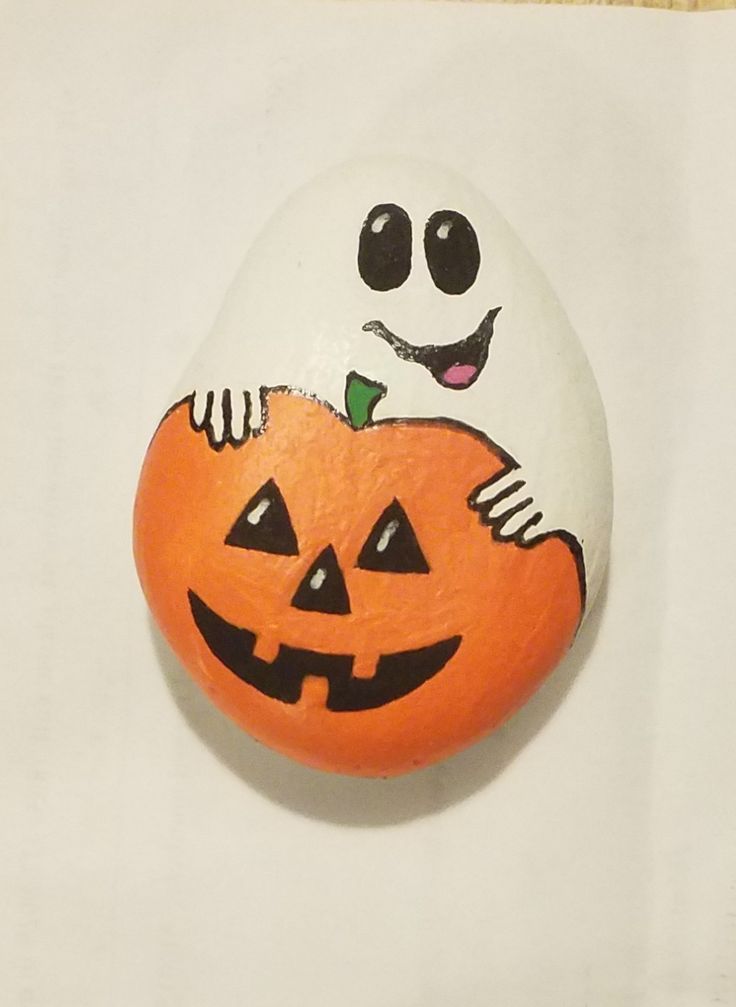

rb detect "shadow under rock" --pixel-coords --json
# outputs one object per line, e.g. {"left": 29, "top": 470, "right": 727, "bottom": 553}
{"left": 151, "top": 573, "right": 608, "bottom": 827}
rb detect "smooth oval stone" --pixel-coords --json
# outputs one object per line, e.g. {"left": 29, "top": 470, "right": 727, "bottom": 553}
{"left": 134, "top": 159, "right": 612, "bottom": 777}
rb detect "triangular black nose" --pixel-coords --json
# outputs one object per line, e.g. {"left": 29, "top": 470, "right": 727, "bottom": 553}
{"left": 291, "top": 545, "right": 351, "bottom": 615}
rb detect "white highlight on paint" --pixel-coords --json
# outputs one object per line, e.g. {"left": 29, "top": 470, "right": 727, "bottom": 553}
{"left": 247, "top": 498, "right": 270, "bottom": 525}
{"left": 376, "top": 519, "right": 399, "bottom": 553}
{"left": 310, "top": 567, "right": 327, "bottom": 591}
{"left": 437, "top": 220, "right": 452, "bottom": 240}
{"left": 371, "top": 212, "right": 390, "bottom": 234}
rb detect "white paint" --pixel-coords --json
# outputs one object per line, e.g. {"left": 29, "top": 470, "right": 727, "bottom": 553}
{"left": 309, "top": 567, "right": 327, "bottom": 591}
{"left": 176, "top": 159, "right": 613, "bottom": 610}
{"left": 246, "top": 497, "right": 270, "bottom": 525}
{"left": 376, "top": 518, "right": 399, "bottom": 554}
{"left": 370, "top": 212, "right": 390, "bottom": 234}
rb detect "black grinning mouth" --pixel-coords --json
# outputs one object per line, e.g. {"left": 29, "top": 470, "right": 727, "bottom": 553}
{"left": 188, "top": 590, "right": 461, "bottom": 712}
{"left": 363, "top": 306, "right": 501, "bottom": 391}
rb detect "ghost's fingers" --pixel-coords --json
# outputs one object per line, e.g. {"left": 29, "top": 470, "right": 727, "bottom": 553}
{"left": 190, "top": 388, "right": 252, "bottom": 448}
{"left": 207, "top": 390, "right": 228, "bottom": 444}
{"left": 249, "top": 389, "right": 265, "bottom": 433}
{"left": 470, "top": 468, "right": 522, "bottom": 510}
{"left": 515, "top": 511, "right": 544, "bottom": 542}
{"left": 226, "top": 389, "right": 251, "bottom": 443}
{"left": 492, "top": 498, "right": 537, "bottom": 539}
{"left": 475, "top": 479, "right": 527, "bottom": 522}
{"left": 191, "top": 389, "right": 215, "bottom": 430}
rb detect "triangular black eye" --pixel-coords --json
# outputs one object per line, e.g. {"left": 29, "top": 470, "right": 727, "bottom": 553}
{"left": 357, "top": 500, "right": 430, "bottom": 574}
{"left": 291, "top": 546, "right": 351, "bottom": 615}
{"left": 225, "top": 479, "right": 298, "bottom": 555}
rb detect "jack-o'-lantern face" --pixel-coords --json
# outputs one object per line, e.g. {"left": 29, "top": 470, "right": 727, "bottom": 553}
{"left": 189, "top": 482, "right": 460, "bottom": 713}
{"left": 134, "top": 382, "right": 583, "bottom": 777}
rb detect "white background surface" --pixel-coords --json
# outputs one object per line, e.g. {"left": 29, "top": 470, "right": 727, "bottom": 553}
{"left": 3, "top": 3, "right": 735, "bottom": 1005}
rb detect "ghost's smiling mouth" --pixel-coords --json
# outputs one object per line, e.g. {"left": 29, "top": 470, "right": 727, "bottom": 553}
{"left": 363, "top": 306, "right": 501, "bottom": 390}
{"left": 188, "top": 590, "right": 461, "bottom": 712}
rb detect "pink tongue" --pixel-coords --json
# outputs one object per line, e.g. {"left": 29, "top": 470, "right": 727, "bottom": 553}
{"left": 441, "top": 364, "right": 478, "bottom": 387}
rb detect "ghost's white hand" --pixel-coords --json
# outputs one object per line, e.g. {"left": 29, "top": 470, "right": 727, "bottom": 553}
{"left": 190, "top": 387, "right": 257, "bottom": 449}
{"left": 468, "top": 467, "right": 545, "bottom": 544}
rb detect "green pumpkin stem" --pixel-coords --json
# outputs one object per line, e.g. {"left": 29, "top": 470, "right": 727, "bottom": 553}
{"left": 345, "top": 371, "right": 388, "bottom": 430}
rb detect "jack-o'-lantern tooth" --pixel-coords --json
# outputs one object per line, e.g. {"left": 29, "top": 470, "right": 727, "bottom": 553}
{"left": 300, "top": 676, "right": 330, "bottom": 710}
{"left": 351, "top": 654, "right": 379, "bottom": 680}
{"left": 291, "top": 546, "right": 351, "bottom": 615}
{"left": 251, "top": 633, "right": 281, "bottom": 664}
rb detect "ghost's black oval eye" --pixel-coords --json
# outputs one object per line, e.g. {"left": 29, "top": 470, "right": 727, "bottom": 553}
{"left": 424, "top": 210, "right": 480, "bottom": 295}
{"left": 358, "top": 203, "right": 412, "bottom": 291}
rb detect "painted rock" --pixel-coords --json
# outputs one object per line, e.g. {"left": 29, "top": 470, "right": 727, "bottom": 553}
{"left": 134, "top": 159, "right": 612, "bottom": 778}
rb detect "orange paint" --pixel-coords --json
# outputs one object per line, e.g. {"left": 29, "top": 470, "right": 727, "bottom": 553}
{"left": 134, "top": 390, "right": 582, "bottom": 777}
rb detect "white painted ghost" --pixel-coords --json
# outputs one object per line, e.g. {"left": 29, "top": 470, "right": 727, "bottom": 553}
{"left": 175, "top": 159, "right": 612, "bottom": 610}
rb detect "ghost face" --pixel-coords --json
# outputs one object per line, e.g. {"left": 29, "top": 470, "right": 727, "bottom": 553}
{"left": 181, "top": 160, "right": 526, "bottom": 403}
{"left": 357, "top": 202, "right": 501, "bottom": 390}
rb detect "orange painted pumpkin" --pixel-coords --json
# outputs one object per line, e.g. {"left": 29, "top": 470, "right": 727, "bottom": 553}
{"left": 134, "top": 381, "right": 583, "bottom": 777}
